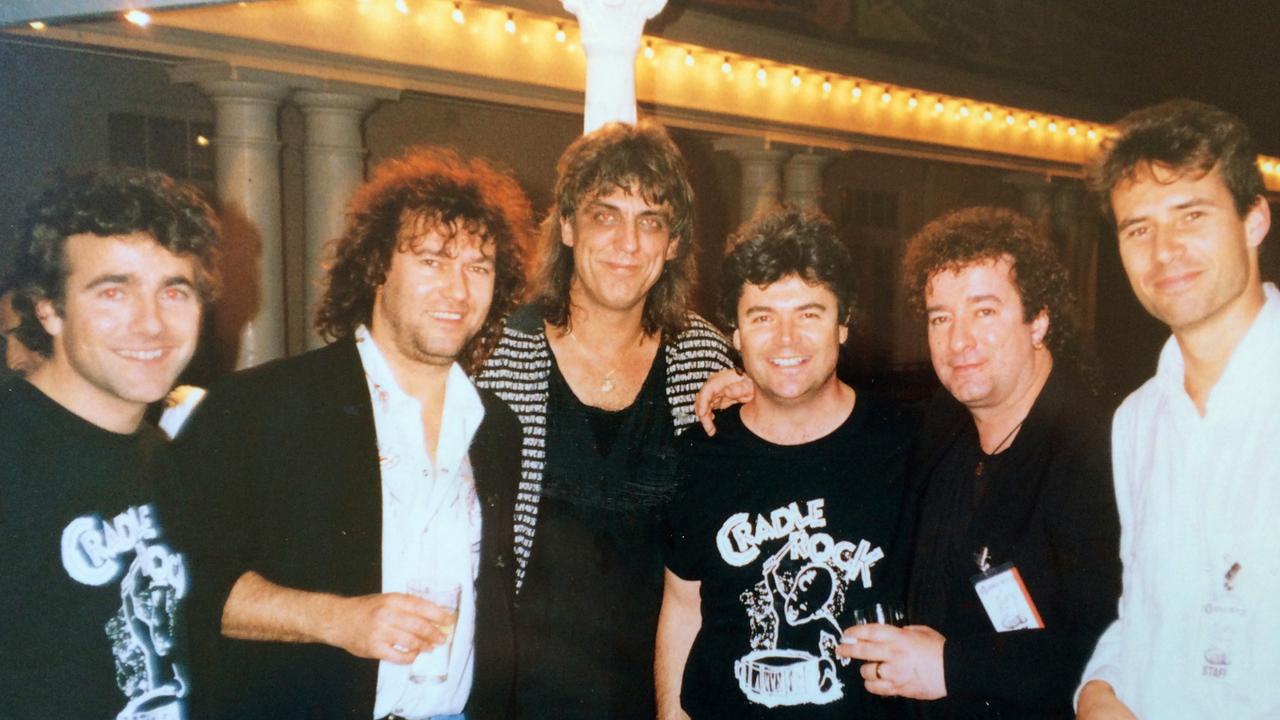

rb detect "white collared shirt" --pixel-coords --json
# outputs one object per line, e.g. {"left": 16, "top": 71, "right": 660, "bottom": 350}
{"left": 355, "top": 326, "right": 486, "bottom": 720}
{"left": 1080, "top": 284, "right": 1280, "bottom": 718}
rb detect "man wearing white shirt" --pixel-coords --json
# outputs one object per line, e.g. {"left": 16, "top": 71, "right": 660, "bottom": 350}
{"left": 174, "top": 148, "right": 534, "bottom": 720}
{"left": 1076, "top": 100, "right": 1279, "bottom": 719}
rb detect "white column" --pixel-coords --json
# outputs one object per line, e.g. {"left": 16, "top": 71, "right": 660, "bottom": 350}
{"left": 200, "top": 79, "right": 289, "bottom": 369}
{"left": 784, "top": 152, "right": 833, "bottom": 210}
{"left": 715, "top": 136, "right": 789, "bottom": 221}
{"left": 562, "top": 0, "right": 667, "bottom": 133}
{"left": 294, "top": 91, "right": 378, "bottom": 349}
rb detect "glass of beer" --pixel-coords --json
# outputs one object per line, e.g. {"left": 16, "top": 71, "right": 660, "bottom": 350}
{"left": 406, "top": 578, "right": 461, "bottom": 684}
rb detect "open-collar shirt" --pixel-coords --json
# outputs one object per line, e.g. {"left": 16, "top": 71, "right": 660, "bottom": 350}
{"left": 355, "top": 326, "right": 485, "bottom": 719}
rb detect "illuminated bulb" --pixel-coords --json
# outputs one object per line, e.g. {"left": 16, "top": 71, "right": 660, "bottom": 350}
{"left": 933, "top": 100, "right": 944, "bottom": 114}
{"left": 395, "top": 0, "right": 409, "bottom": 14}
{"left": 1264, "top": 160, "right": 1275, "bottom": 173}
{"left": 451, "top": 3, "right": 464, "bottom": 24}
{"left": 1068, "top": 124, "right": 1078, "bottom": 136}
{"left": 1087, "top": 128, "right": 1098, "bottom": 140}
{"left": 756, "top": 68, "right": 767, "bottom": 83}
{"left": 28, "top": 20, "right": 47, "bottom": 30}
{"left": 504, "top": 13, "right": 516, "bottom": 34}
{"left": 982, "top": 108, "right": 993, "bottom": 122}
{"left": 822, "top": 78, "right": 832, "bottom": 94}
{"left": 959, "top": 105, "right": 970, "bottom": 118}
{"left": 881, "top": 90, "right": 892, "bottom": 104}
{"left": 1005, "top": 113, "right": 1015, "bottom": 126}
{"left": 643, "top": 42, "right": 654, "bottom": 60}
{"left": 684, "top": 50, "right": 694, "bottom": 66}
{"left": 1028, "top": 118, "right": 1038, "bottom": 129}
{"left": 907, "top": 95, "right": 918, "bottom": 110}
{"left": 1048, "top": 121, "right": 1058, "bottom": 132}
{"left": 722, "top": 57, "right": 732, "bottom": 75}
{"left": 195, "top": 135, "right": 210, "bottom": 147}
{"left": 851, "top": 84, "right": 862, "bottom": 100}
{"left": 555, "top": 24, "right": 566, "bottom": 43}
{"left": 124, "top": 9, "right": 151, "bottom": 26}
{"left": 790, "top": 71, "right": 801, "bottom": 88}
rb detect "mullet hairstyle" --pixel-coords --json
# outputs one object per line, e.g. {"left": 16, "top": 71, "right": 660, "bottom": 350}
{"left": 1087, "top": 99, "right": 1266, "bottom": 225}
{"left": 536, "top": 120, "right": 696, "bottom": 338}
{"left": 717, "top": 207, "right": 856, "bottom": 338}
{"left": 903, "top": 206, "right": 1098, "bottom": 392}
{"left": 315, "top": 146, "right": 534, "bottom": 373}
{"left": 13, "top": 168, "right": 221, "bottom": 357}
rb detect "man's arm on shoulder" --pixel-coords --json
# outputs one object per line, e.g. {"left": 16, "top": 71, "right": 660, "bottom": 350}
{"left": 223, "top": 571, "right": 450, "bottom": 665}
{"left": 655, "top": 569, "right": 700, "bottom": 720}
{"left": 1076, "top": 679, "right": 1137, "bottom": 720}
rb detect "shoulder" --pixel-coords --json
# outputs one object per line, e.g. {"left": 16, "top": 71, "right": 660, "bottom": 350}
{"left": 478, "top": 305, "right": 550, "bottom": 380}
{"left": 671, "top": 312, "right": 733, "bottom": 355}
{"left": 477, "top": 386, "right": 522, "bottom": 437}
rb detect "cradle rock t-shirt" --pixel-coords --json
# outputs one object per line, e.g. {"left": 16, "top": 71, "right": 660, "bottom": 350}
{"left": 664, "top": 395, "right": 912, "bottom": 719}
{"left": 0, "top": 380, "right": 189, "bottom": 720}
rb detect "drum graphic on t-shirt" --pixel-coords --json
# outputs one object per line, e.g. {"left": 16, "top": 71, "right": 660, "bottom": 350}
{"left": 717, "top": 498, "right": 884, "bottom": 708}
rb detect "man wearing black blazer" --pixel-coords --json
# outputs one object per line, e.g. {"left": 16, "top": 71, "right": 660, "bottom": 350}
{"left": 174, "top": 147, "right": 535, "bottom": 720}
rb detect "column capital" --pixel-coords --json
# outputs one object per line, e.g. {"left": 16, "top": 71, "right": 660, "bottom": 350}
{"left": 293, "top": 90, "right": 381, "bottom": 113}
{"left": 562, "top": 0, "right": 667, "bottom": 132}
{"left": 784, "top": 151, "right": 835, "bottom": 210}
{"left": 713, "top": 136, "right": 790, "bottom": 163}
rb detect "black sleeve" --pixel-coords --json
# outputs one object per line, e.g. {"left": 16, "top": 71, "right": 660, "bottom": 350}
{"left": 661, "top": 427, "right": 710, "bottom": 582}
{"left": 942, "top": 420, "right": 1121, "bottom": 710}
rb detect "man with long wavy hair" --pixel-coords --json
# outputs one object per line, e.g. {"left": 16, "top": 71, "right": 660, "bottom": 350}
{"left": 475, "top": 121, "right": 733, "bottom": 720}
{"left": 174, "top": 147, "right": 533, "bottom": 720}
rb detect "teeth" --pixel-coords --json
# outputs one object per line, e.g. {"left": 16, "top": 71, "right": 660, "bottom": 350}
{"left": 119, "top": 349, "right": 164, "bottom": 360}
{"left": 771, "top": 357, "right": 805, "bottom": 367}
{"left": 430, "top": 312, "right": 463, "bottom": 320}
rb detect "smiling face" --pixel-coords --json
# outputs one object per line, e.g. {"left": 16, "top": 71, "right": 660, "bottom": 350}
{"left": 35, "top": 232, "right": 201, "bottom": 428}
{"left": 562, "top": 186, "right": 677, "bottom": 319}
{"left": 370, "top": 216, "right": 495, "bottom": 371}
{"left": 1111, "top": 164, "right": 1269, "bottom": 336}
{"left": 925, "top": 258, "right": 1048, "bottom": 415}
{"left": 734, "top": 274, "right": 848, "bottom": 409}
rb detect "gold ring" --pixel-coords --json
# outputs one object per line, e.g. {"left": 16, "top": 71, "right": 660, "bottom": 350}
{"left": 875, "top": 662, "right": 884, "bottom": 680}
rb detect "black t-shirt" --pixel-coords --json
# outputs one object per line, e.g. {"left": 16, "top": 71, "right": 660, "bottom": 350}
{"left": 515, "top": 349, "right": 675, "bottom": 720}
{"left": 0, "top": 379, "right": 189, "bottom": 719}
{"left": 664, "top": 395, "right": 913, "bottom": 720}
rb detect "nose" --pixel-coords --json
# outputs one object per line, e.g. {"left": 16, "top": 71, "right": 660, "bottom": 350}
{"left": 1152, "top": 224, "right": 1186, "bottom": 265}
{"left": 131, "top": 295, "right": 164, "bottom": 337}
{"left": 440, "top": 263, "right": 470, "bottom": 302}
{"left": 777, "top": 315, "right": 797, "bottom": 345}
{"left": 616, "top": 219, "right": 640, "bottom": 254}
{"left": 948, "top": 315, "right": 975, "bottom": 353}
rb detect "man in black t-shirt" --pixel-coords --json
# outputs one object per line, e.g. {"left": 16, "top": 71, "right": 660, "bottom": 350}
{"left": 0, "top": 169, "right": 220, "bottom": 719}
{"left": 657, "top": 208, "right": 912, "bottom": 719}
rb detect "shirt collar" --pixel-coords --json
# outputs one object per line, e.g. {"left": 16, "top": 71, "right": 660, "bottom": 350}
{"left": 1155, "top": 282, "right": 1280, "bottom": 414}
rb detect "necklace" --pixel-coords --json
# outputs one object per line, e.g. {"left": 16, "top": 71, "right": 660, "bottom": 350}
{"left": 565, "top": 328, "right": 619, "bottom": 393}
{"left": 974, "top": 418, "right": 1025, "bottom": 477}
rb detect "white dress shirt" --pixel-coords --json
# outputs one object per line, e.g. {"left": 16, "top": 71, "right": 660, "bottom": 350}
{"left": 355, "top": 326, "right": 485, "bottom": 720}
{"left": 1079, "top": 283, "right": 1280, "bottom": 719}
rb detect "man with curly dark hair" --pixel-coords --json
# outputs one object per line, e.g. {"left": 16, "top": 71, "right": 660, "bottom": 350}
{"left": 474, "top": 121, "right": 733, "bottom": 720}
{"left": 839, "top": 206, "right": 1120, "bottom": 720}
{"left": 1077, "top": 100, "right": 1278, "bottom": 720}
{"left": 1, "top": 167, "right": 220, "bottom": 719}
{"left": 173, "top": 147, "right": 533, "bottom": 720}
{"left": 657, "top": 208, "right": 913, "bottom": 720}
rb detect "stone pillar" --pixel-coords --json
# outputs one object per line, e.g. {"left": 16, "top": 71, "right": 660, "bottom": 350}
{"left": 294, "top": 91, "right": 379, "bottom": 349}
{"left": 784, "top": 152, "right": 833, "bottom": 210}
{"left": 562, "top": 0, "right": 667, "bottom": 133}
{"left": 715, "top": 136, "right": 789, "bottom": 222}
{"left": 198, "top": 79, "right": 289, "bottom": 369}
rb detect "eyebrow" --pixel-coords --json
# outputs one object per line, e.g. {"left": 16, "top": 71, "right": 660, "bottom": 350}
{"left": 1116, "top": 196, "right": 1216, "bottom": 232}
{"left": 743, "top": 301, "right": 829, "bottom": 315}
{"left": 925, "top": 294, "right": 1002, "bottom": 313}
{"left": 83, "top": 273, "right": 196, "bottom": 290}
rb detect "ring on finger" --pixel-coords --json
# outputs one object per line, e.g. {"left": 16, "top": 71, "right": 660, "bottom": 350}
{"left": 393, "top": 643, "right": 411, "bottom": 653}
{"left": 875, "top": 662, "right": 884, "bottom": 680}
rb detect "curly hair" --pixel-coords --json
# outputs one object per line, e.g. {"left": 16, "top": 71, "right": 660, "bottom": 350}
{"left": 536, "top": 120, "right": 696, "bottom": 337}
{"left": 12, "top": 168, "right": 221, "bottom": 357}
{"left": 718, "top": 207, "right": 856, "bottom": 335}
{"left": 315, "top": 146, "right": 534, "bottom": 373}
{"left": 1087, "top": 99, "right": 1265, "bottom": 224}
{"left": 903, "top": 206, "right": 1098, "bottom": 391}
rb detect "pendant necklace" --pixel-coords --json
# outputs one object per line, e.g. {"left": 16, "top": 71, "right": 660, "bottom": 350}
{"left": 566, "top": 328, "right": 618, "bottom": 394}
{"left": 975, "top": 418, "right": 1026, "bottom": 477}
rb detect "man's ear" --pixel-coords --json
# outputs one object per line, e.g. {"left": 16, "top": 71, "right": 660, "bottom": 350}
{"left": 1031, "top": 309, "right": 1049, "bottom": 348}
{"left": 732, "top": 327, "right": 741, "bottom": 352}
{"left": 1245, "top": 195, "right": 1271, "bottom": 250}
{"left": 35, "top": 298, "right": 62, "bottom": 338}
{"left": 839, "top": 324, "right": 849, "bottom": 345}
{"left": 665, "top": 237, "right": 679, "bottom": 261}
{"left": 560, "top": 216, "right": 576, "bottom": 248}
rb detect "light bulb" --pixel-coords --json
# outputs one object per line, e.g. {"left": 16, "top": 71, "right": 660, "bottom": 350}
{"left": 124, "top": 9, "right": 151, "bottom": 26}
{"left": 504, "top": 13, "right": 516, "bottom": 34}
{"left": 722, "top": 57, "right": 732, "bottom": 75}
{"left": 29, "top": 20, "right": 47, "bottom": 30}
{"left": 451, "top": 3, "right": 464, "bottom": 24}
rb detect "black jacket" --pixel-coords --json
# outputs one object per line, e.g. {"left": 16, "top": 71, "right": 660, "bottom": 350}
{"left": 898, "top": 369, "right": 1121, "bottom": 720}
{"left": 172, "top": 338, "right": 519, "bottom": 719}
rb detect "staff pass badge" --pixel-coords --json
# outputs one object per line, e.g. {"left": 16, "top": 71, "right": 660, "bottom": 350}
{"left": 1197, "top": 562, "right": 1248, "bottom": 681}
{"left": 971, "top": 561, "right": 1044, "bottom": 632}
